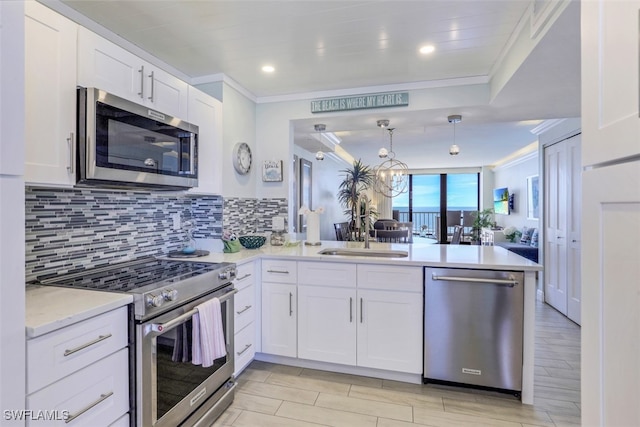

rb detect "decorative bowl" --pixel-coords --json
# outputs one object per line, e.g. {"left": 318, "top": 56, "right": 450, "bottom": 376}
{"left": 238, "top": 235, "right": 266, "bottom": 249}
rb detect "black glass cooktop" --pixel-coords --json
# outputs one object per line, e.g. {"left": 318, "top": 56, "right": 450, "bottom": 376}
{"left": 37, "top": 258, "right": 220, "bottom": 293}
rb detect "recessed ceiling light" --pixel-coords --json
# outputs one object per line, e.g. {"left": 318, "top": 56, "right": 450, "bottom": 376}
{"left": 419, "top": 45, "right": 435, "bottom": 54}
{"left": 262, "top": 65, "right": 275, "bottom": 73}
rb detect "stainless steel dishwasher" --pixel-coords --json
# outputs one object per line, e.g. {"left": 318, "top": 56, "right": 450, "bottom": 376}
{"left": 423, "top": 267, "right": 524, "bottom": 395}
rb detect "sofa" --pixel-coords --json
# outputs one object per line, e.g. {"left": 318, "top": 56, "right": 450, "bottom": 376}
{"left": 495, "top": 227, "right": 539, "bottom": 263}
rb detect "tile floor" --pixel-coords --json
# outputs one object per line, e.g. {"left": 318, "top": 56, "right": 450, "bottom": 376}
{"left": 214, "top": 301, "right": 581, "bottom": 427}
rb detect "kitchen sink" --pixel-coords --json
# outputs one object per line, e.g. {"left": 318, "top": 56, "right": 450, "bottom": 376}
{"left": 318, "top": 248, "right": 409, "bottom": 258}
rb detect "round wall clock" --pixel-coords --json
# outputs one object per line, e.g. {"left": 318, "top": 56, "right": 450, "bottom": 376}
{"left": 232, "top": 142, "right": 252, "bottom": 175}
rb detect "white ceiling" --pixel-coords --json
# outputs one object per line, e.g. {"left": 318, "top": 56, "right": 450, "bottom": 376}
{"left": 57, "top": 0, "right": 581, "bottom": 169}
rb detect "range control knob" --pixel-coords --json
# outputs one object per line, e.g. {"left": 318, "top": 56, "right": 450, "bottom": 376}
{"left": 146, "top": 294, "right": 164, "bottom": 308}
{"left": 162, "top": 288, "right": 178, "bottom": 302}
{"left": 218, "top": 270, "right": 229, "bottom": 280}
{"left": 228, "top": 268, "right": 237, "bottom": 279}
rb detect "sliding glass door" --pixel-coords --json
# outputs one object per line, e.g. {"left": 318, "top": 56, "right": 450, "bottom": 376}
{"left": 392, "top": 173, "right": 479, "bottom": 242}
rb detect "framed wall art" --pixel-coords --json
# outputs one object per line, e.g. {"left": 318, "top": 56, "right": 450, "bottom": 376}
{"left": 527, "top": 175, "right": 540, "bottom": 219}
{"left": 262, "top": 160, "right": 283, "bottom": 182}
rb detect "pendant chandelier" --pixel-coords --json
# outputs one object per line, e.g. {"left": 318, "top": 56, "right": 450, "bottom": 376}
{"left": 448, "top": 114, "right": 461, "bottom": 155}
{"left": 372, "top": 119, "right": 408, "bottom": 198}
{"left": 314, "top": 124, "right": 325, "bottom": 160}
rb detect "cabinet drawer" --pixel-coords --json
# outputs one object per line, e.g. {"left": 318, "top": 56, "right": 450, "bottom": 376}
{"left": 298, "top": 262, "right": 356, "bottom": 288}
{"left": 109, "top": 413, "right": 129, "bottom": 427}
{"left": 357, "top": 265, "right": 423, "bottom": 292}
{"left": 234, "top": 261, "right": 255, "bottom": 291}
{"left": 234, "top": 322, "right": 255, "bottom": 376}
{"left": 262, "top": 259, "right": 297, "bottom": 283}
{"left": 27, "top": 348, "right": 129, "bottom": 427}
{"left": 27, "top": 306, "right": 128, "bottom": 393}
{"left": 234, "top": 284, "right": 255, "bottom": 333}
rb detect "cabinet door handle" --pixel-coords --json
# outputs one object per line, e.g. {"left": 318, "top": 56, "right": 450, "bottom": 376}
{"left": 148, "top": 70, "right": 155, "bottom": 102}
{"left": 236, "top": 273, "right": 252, "bottom": 281}
{"left": 65, "top": 391, "right": 113, "bottom": 423}
{"left": 138, "top": 66, "right": 144, "bottom": 98}
{"left": 360, "top": 298, "right": 363, "bottom": 323}
{"left": 236, "top": 305, "right": 252, "bottom": 315}
{"left": 63, "top": 333, "right": 112, "bottom": 356}
{"left": 236, "top": 343, "right": 252, "bottom": 356}
{"left": 267, "top": 269, "right": 289, "bottom": 274}
{"left": 349, "top": 297, "right": 353, "bottom": 323}
{"left": 289, "top": 292, "right": 293, "bottom": 316}
{"left": 66, "top": 133, "right": 74, "bottom": 173}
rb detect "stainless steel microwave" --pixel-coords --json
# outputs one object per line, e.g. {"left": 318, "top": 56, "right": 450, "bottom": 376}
{"left": 77, "top": 87, "right": 198, "bottom": 190}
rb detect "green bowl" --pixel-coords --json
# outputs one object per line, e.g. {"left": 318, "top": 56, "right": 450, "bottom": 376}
{"left": 238, "top": 235, "right": 266, "bottom": 249}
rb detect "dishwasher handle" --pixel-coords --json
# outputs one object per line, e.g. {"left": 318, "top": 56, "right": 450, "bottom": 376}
{"left": 431, "top": 274, "right": 518, "bottom": 287}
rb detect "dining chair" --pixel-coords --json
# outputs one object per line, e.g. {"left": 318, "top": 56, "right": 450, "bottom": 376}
{"left": 333, "top": 222, "right": 351, "bottom": 241}
{"left": 450, "top": 225, "right": 463, "bottom": 245}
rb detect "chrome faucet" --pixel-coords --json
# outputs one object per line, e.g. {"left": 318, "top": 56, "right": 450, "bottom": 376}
{"left": 358, "top": 194, "right": 371, "bottom": 249}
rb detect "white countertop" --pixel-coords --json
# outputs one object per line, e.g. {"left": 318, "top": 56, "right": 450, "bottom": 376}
{"left": 26, "top": 241, "right": 539, "bottom": 338}
{"left": 187, "top": 241, "right": 542, "bottom": 271}
{"left": 26, "top": 285, "right": 133, "bottom": 338}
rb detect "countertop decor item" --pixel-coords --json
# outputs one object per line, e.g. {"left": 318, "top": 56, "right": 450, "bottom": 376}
{"left": 299, "top": 206, "right": 324, "bottom": 245}
{"left": 222, "top": 230, "right": 241, "bottom": 253}
{"left": 238, "top": 235, "right": 266, "bottom": 249}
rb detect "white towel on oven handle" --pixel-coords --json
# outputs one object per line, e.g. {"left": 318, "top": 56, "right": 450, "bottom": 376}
{"left": 192, "top": 297, "right": 226, "bottom": 367}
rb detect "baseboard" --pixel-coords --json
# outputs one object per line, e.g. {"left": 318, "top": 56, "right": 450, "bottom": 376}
{"left": 537, "top": 288, "right": 544, "bottom": 302}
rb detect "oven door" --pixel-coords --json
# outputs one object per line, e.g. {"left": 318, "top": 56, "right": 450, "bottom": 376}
{"left": 136, "top": 285, "right": 236, "bottom": 427}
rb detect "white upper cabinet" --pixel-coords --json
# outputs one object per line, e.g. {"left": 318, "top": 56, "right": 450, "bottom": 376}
{"left": 581, "top": 0, "right": 640, "bottom": 166}
{"left": 24, "top": 1, "right": 78, "bottom": 187}
{"left": 77, "top": 27, "right": 188, "bottom": 120}
{"left": 187, "top": 87, "right": 223, "bottom": 195}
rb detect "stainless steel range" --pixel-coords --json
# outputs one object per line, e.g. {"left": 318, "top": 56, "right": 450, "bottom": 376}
{"left": 37, "top": 257, "right": 238, "bottom": 427}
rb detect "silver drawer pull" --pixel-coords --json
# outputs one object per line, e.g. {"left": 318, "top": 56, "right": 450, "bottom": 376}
{"left": 267, "top": 269, "right": 289, "bottom": 274}
{"left": 236, "top": 305, "right": 252, "bottom": 315}
{"left": 236, "top": 343, "right": 252, "bottom": 356}
{"left": 65, "top": 391, "right": 113, "bottom": 423}
{"left": 64, "top": 333, "right": 112, "bottom": 356}
{"left": 236, "top": 273, "right": 252, "bottom": 281}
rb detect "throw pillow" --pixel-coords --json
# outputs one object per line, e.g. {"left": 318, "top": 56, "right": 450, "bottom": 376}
{"left": 520, "top": 227, "right": 532, "bottom": 245}
{"left": 530, "top": 229, "right": 539, "bottom": 248}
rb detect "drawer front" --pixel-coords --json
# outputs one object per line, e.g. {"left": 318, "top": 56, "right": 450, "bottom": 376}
{"left": 234, "top": 321, "right": 256, "bottom": 376}
{"left": 234, "top": 261, "right": 255, "bottom": 291}
{"left": 108, "top": 413, "right": 129, "bottom": 427}
{"left": 234, "top": 284, "right": 255, "bottom": 334}
{"left": 298, "top": 261, "right": 356, "bottom": 287}
{"left": 27, "top": 306, "right": 128, "bottom": 393}
{"left": 27, "top": 348, "right": 129, "bottom": 427}
{"left": 357, "top": 265, "right": 423, "bottom": 292}
{"left": 262, "top": 259, "right": 297, "bottom": 283}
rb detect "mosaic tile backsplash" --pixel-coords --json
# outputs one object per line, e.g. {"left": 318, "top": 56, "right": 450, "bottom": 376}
{"left": 25, "top": 188, "right": 223, "bottom": 281}
{"left": 223, "top": 197, "right": 287, "bottom": 235}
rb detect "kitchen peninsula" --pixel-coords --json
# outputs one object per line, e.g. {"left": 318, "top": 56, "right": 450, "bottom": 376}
{"left": 180, "top": 241, "right": 541, "bottom": 404}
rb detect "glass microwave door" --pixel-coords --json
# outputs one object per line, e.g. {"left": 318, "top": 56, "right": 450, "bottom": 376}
{"left": 95, "top": 101, "right": 196, "bottom": 178}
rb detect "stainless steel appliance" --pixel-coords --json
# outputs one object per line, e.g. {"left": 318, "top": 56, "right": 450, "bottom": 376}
{"left": 37, "top": 258, "right": 237, "bottom": 427}
{"left": 423, "top": 267, "right": 524, "bottom": 395}
{"left": 77, "top": 87, "right": 199, "bottom": 189}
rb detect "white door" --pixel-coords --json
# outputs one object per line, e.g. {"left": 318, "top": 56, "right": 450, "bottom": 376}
{"left": 582, "top": 161, "right": 640, "bottom": 426}
{"left": 24, "top": 2, "right": 77, "bottom": 187}
{"left": 582, "top": 1, "right": 640, "bottom": 424}
{"left": 566, "top": 136, "right": 581, "bottom": 325}
{"left": 297, "top": 285, "right": 356, "bottom": 365}
{"left": 261, "top": 282, "right": 297, "bottom": 358}
{"left": 544, "top": 142, "right": 568, "bottom": 314}
{"left": 356, "top": 289, "right": 422, "bottom": 374}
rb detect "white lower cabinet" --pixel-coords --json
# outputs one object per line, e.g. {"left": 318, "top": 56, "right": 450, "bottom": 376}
{"left": 356, "top": 289, "right": 423, "bottom": 373}
{"left": 26, "top": 306, "right": 130, "bottom": 426}
{"left": 233, "top": 260, "right": 256, "bottom": 376}
{"left": 261, "top": 282, "right": 297, "bottom": 357}
{"left": 298, "top": 285, "right": 356, "bottom": 365}
{"left": 269, "top": 261, "right": 423, "bottom": 374}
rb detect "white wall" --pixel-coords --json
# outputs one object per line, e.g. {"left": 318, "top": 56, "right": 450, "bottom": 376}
{"left": 0, "top": 1, "right": 26, "bottom": 422}
{"left": 492, "top": 153, "right": 540, "bottom": 230}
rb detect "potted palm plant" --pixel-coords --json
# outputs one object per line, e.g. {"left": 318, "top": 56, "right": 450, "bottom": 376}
{"left": 470, "top": 208, "right": 495, "bottom": 244}
{"left": 337, "top": 160, "right": 376, "bottom": 240}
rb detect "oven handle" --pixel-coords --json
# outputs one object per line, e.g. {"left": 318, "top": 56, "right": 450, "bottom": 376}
{"left": 149, "top": 288, "right": 238, "bottom": 334}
